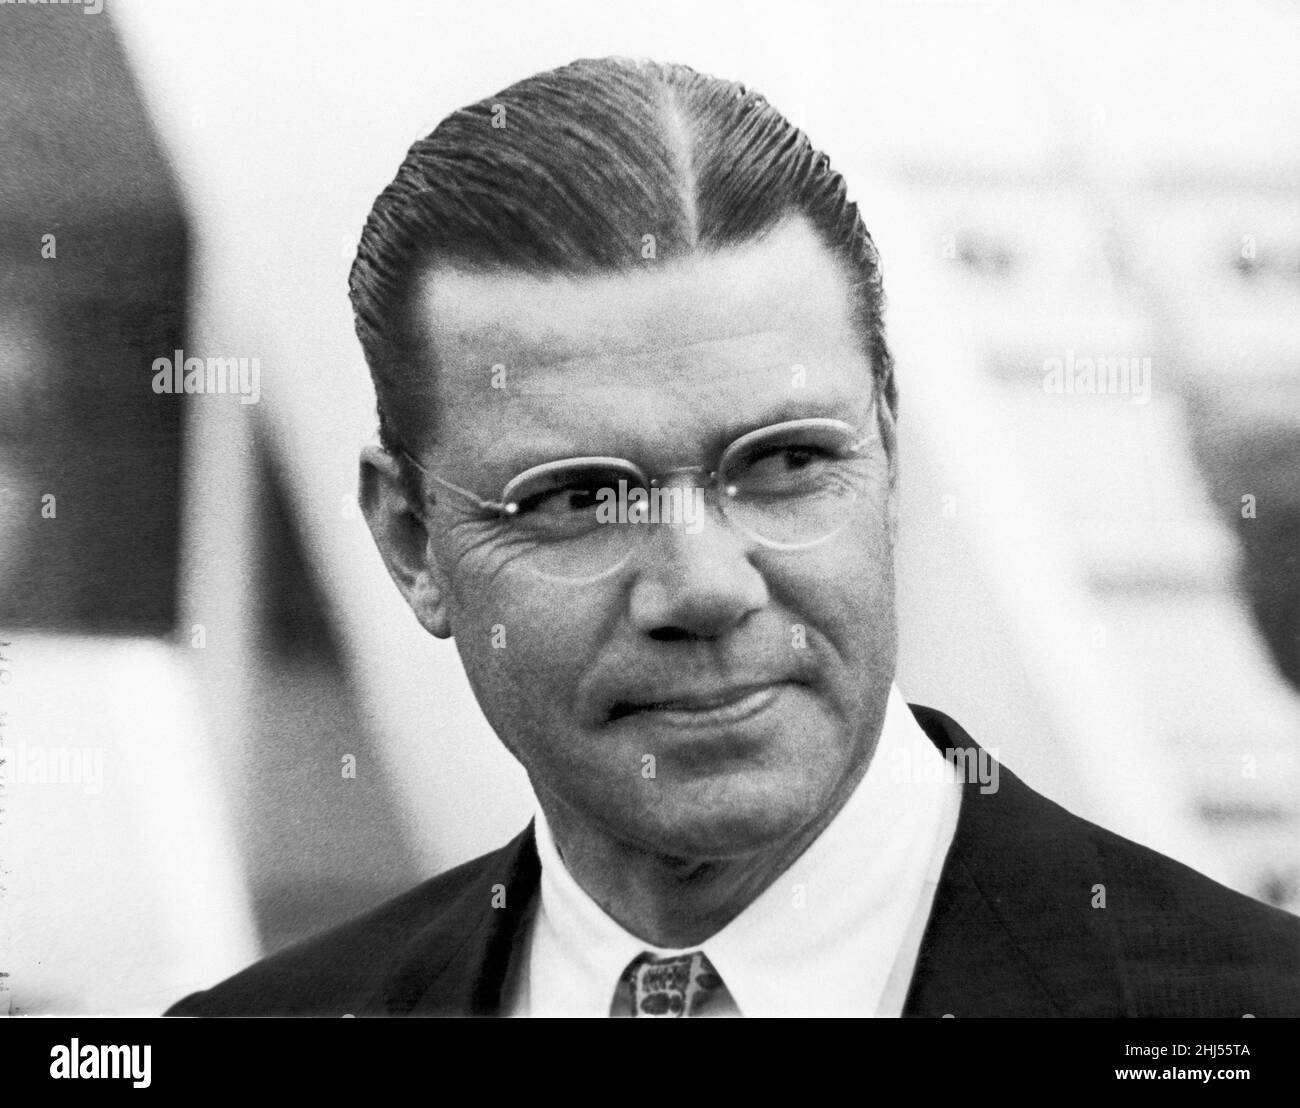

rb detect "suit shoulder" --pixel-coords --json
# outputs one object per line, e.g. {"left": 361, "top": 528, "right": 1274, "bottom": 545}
{"left": 1079, "top": 813, "right": 1300, "bottom": 1012}
{"left": 166, "top": 833, "right": 527, "bottom": 1017}
{"left": 998, "top": 767, "right": 1300, "bottom": 954}
{"left": 994, "top": 760, "right": 1300, "bottom": 1011}
{"left": 911, "top": 703, "right": 1300, "bottom": 1015}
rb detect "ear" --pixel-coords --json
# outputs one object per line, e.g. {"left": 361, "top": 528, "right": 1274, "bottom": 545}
{"left": 877, "top": 401, "right": 900, "bottom": 544}
{"left": 358, "top": 444, "right": 453, "bottom": 639}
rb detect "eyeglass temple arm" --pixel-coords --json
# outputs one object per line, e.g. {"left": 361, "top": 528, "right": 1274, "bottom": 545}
{"left": 397, "top": 450, "right": 508, "bottom": 515}
{"left": 398, "top": 423, "right": 877, "bottom": 513}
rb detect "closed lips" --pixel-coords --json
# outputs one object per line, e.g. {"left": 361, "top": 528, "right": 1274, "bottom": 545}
{"left": 607, "top": 682, "right": 787, "bottom": 721}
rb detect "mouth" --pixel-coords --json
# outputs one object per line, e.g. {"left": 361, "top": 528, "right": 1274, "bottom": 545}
{"left": 606, "top": 681, "right": 790, "bottom": 729}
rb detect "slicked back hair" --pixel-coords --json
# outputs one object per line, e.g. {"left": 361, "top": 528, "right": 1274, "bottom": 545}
{"left": 348, "top": 56, "right": 896, "bottom": 463}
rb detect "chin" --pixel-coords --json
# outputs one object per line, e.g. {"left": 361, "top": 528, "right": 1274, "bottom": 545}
{"left": 629, "top": 785, "right": 829, "bottom": 863}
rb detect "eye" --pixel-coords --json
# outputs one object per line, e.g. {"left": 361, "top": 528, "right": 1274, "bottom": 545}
{"left": 760, "top": 444, "right": 829, "bottom": 471}
{"left": 728, "top": 438, "right": 852, "bottom": 496}
{"left": 515, "top": 480, "right": 605, "bottom": 516}
{"left": 505, "top": 463, "right": 639, "bottom": 536}
{"left": 738, "top": 445, "right": 831, "bottom": 489}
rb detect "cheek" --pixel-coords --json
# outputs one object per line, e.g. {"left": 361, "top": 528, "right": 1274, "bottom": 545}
{"left": 441, "top": 521, "right": 544, "bottom": 588}
{"left": 780, "top": 521, "right": 896, "bottom": 667}
{"left": 447, "top": 571, "right": 610, "bottom": 726}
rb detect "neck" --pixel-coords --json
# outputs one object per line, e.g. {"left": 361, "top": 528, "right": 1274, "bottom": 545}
{"left": 540, "top": 759, "right": 869, "bottom": 949}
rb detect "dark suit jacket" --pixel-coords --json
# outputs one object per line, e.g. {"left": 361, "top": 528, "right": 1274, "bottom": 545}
{"left": 167, "top": 705, "right": 1300, "bottom": 1017}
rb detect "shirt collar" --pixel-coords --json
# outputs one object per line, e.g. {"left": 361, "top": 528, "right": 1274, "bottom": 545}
{"left": 525, "top": 683, "right": 961, "bottom": 1016}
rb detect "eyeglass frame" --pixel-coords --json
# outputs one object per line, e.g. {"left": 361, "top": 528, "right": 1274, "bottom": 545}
{"left": 395, "top": 399, "right": 884, "bottom": 554}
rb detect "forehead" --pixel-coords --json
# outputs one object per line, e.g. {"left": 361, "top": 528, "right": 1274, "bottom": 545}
{"left": 408, "top": 218, "right": 872, "bottom": 466}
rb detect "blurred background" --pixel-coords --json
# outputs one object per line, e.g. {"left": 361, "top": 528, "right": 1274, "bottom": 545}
{"left": 1, "top": 0, "right": 1297, "bottom": 1014}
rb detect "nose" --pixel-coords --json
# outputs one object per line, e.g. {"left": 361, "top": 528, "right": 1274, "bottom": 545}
{"left": 626, "top": 485, "right": 768, "bottom": 640}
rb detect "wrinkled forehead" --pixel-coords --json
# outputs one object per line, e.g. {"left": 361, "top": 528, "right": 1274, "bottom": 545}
{"left": 403, "top": 218, "right": 874, "bottom": 464}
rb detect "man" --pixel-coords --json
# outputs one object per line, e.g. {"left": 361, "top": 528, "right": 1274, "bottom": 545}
{"left": 169, "top": 57, "right": 1300, "bottom": 1017}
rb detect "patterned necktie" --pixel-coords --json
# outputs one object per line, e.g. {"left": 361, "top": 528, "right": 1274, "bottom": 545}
{"left": 610, "top": 950, "right": 740, "bottom": 1017}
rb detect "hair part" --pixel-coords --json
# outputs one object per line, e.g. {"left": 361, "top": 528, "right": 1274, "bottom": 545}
{"left": 349, "top": 57, "right": 896, "bottom": 471}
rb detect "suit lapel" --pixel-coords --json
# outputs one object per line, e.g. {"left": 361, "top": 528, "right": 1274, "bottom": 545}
{"left": 903, "top": 705, "right": 1131, "bottom": 1017}
{"left": 366, "top": 824, "right": 541, "bottom": 1016}
{"left": 370, "top": 707, "right": 1132, "bottom": 1016}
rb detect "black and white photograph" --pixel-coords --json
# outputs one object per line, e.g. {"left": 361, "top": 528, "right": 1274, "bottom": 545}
{"left": 2, "top": 0, "right": 1298, "bottom": 1085}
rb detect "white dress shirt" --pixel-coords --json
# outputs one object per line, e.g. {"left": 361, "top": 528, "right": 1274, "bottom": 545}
{"left": 510, "top": 683, "right": 963, "bottom": 1017}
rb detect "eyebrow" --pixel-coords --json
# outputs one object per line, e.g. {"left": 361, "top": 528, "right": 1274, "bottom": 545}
{"left": 713, "top": 392, "right": 871, "bottom": 449}
{"left": 470, "top": 390, "right": 873, "bottom": 484}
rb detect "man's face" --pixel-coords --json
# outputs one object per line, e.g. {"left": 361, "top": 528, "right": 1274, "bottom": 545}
{"left": 395, "top": 218, "right": 898, "bottom": 862}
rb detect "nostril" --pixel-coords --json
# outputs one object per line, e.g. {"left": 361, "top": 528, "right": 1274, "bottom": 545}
{"left": 648, "top": 626, "right": 694, "bottom": 643}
